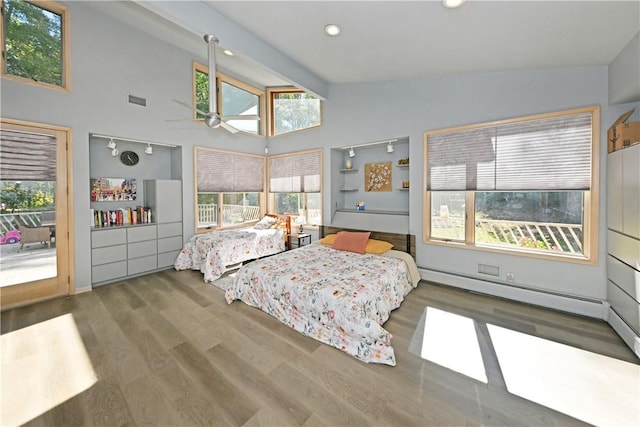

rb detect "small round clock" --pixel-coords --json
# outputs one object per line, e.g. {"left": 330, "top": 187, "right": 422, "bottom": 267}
{"left": 119, "top": 150, "right": 139, "bottom": 166}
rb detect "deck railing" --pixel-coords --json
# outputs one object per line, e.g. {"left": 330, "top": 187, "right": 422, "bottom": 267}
{"left": 0, "top": 211, "right": 55, "bottom": 234}
{"left": 432, "top": 217, "right": 583, "bottom": 254}
{"left": 197, "top": 205, "right": 322, "bottom": 228}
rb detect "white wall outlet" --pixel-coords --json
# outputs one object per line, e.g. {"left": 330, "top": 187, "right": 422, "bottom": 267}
{"left": 506, "top": 272, "right": 515, "bottom": 283}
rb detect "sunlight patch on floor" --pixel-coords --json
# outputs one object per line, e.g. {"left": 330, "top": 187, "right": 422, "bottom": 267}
{"left": 416, "top": 307, "right": 488, "bottom": 383}
{"left": 1, "top": 313, "right": 97, "bottom": 426}
{"left": 488, "top": 324, "right": 640, "bottom": 427}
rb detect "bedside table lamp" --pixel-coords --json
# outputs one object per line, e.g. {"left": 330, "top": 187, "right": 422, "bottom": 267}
{"left": 296, "top": 216, "right": 306, "bottom": 233}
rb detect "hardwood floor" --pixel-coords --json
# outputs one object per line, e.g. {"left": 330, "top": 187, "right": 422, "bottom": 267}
{"left": 2, "top": 269, "right": 638, "bottom": 426}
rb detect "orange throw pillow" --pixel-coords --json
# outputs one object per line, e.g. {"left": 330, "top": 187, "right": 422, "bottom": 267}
{"left": 332, "top": 231, "right": 371, "bottom": 254}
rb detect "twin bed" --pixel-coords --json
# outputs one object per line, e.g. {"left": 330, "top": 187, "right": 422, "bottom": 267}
{"left": 174, "top": 214, "right": 290, "bottom": 282}
{"left": 176, "top": 221, "right": 419, "bottom": 366}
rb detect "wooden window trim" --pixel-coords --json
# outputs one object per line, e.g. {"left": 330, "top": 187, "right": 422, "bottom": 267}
{"left": 1, "top": 0, "right": 71, "bottom": 92}
{"left": 267, "top": 87, "right": 322, "bottom": 137}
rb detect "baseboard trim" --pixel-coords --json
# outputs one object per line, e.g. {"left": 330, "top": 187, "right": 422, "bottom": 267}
{"left": 608, "top": 308, "right": 640, "bottom": 359}
{"left": 418, "top": 268, "right": 605, "bottom": 319}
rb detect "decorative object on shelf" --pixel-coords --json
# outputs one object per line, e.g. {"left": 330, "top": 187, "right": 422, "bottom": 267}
{"left": 398, "top": 158, "right": 409, "bottom": 165}
{"left": 402, "top": 181, "right": 409, "bottom": 188}
{"left": 91, "top": 178, "right": 137, "bottom": 202}
{"left": 345, "top": 159, "right": 353, "bottom": 169}
{"left": 356, "top": 201, "right": 365, "bottom": 211}
{"left": 365, "top": 162, "right": 392, "bottom": 192}
{"left": 119, "top": 150, "right": 139, "bottom": 166}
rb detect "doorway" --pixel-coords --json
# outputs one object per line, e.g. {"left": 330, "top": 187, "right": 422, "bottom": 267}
{"left": 0, "top": 119, "right": 73, "bottom": 309}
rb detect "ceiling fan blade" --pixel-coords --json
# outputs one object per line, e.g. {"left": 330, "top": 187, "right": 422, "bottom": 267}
{"left": 165, "top": 118, "right": 204, "bottom": 123}
{"left": 220, "top": 114, "right": 260, "bottom": 121}
{"left": 220, "top": 121, "right": 240, "bottom": 134}
{"left": 172, "top": 99, "right": 209, "bottom": 117}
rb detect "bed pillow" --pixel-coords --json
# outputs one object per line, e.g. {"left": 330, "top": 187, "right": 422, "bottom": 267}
{"left": 332, "top": 231, "right": 371, "bottom": 254}
{"left": 320, "top": 233, "right": 393, "bottom": 254}
{"left": 254, "top": 215, "right": 276, "bottom": 229}
{"left": 319, "top": 234, "right": 337, "bottom": 245}
{"left": 364, "top": 239, "right": 394, "bottom": 254}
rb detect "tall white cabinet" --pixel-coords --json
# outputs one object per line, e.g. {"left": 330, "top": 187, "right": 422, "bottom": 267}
{"left": 607, "top": 142, "right": 640, "bottom": 358}
{"left": 91, "top": 179, "right": 183, "bottom": 286}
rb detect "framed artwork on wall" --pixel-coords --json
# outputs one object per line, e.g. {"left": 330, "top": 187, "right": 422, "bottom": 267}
{"left": 365, "top": 162, "right": 392, "bottom": 191}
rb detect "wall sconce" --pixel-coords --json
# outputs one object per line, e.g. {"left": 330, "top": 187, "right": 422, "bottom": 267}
{"left": 145, "top": 143, "right": 153, "bottom": 155}
{"left": 387, "top": 142, "right": 394, "bottom": 153}
{"left": 348, "top": 147, "right": 356, "bottom": 157}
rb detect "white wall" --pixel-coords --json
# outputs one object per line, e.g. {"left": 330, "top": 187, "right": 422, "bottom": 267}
{"left": 1, "top": 2, "right": 635, "bottom": 310}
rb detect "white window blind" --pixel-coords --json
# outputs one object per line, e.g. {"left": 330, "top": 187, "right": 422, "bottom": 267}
{"left": 196, "top": 149, "right": 264, "bottom": 192}
{"left": 269, "top": 150, "right": 321, "bottom": 193}
{"left": 0, "top": 130, "right": 57, "bottom": 181}
{"left": 427, "top": 112, "right": 592, "bottom": 191}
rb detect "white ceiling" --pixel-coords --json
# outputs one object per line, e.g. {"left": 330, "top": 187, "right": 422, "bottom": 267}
{"left": 93, "top": 1, "right": 640, "bottom": 88}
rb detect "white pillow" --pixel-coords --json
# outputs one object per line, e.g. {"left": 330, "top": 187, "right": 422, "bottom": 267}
{"left": 254, "top": 215, "right": 276, "bottom": 229}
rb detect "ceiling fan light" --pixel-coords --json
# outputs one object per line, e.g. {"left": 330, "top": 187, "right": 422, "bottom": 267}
{"left": 348, "top": 147, "right": 356, "bottom": 157}
{"left": 442, "top": 0, "right": 465, "bottom": 8}
{"left": 325, "top": 24, "right": 341, "bottom": 37}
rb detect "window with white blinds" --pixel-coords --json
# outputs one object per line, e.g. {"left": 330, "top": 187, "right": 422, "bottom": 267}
{"left": 426, "top": 112, "right": 592, "bottom": 191}
{"left": 196, "top": 148, "right": 264, "bottom": 192}
{"left": 268, "top": 149, "right": 321, "bottom": 193}
{"left": 0, "top": 129, "right": 57, "bottom": 181}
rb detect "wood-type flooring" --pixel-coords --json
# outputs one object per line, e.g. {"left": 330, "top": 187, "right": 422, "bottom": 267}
{"left": 2, "top": 269, "right": 638, "bottom": 426}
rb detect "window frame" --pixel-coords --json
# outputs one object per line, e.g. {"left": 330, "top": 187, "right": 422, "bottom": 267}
{"left": 267, "top": 148, "right": 323, "bottom": 229}
{"left": 194, "top": 146, "right": 267, "bottom": 233}
{"left": 423, "top": 106, "right": 600, "bottom": 265}
{"left": 1, "top": 0, "right": 71, "bottom": 91}
{"left": 192, "top": 62, "right": 265, "bottom": 136}
{"left": 267, "top": 87, "right": 322, "bottom": 137}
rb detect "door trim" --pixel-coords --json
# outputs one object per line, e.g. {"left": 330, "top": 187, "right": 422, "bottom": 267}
{"left": 0, "top": 118, "right": 74, "bottom": 310}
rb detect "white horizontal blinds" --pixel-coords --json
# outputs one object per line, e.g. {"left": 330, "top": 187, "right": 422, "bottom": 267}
{"left": 0, "top": 130, "right": 57, "bottom": 181}
{"left": 196, "top": 149, "right": 264, "bottom": 192}
{"left": 427, "top": 111, "right": 592, "bottom": 191}
{"left": 269, "top": 150, "right": 321, "bottom": 193}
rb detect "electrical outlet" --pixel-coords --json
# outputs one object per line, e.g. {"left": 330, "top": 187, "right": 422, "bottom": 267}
{"left": 506, "top": 272, "right": 515, "bottom": 283}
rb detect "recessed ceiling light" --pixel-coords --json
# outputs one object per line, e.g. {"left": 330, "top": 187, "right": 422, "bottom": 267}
{"left": 442, "top": 0, "right": 465, "bottom": 8}
{"left": 223, "top": 49, "right": 234, "bottom": 56}
{"left": 325, "top": 24, "right": 341, "bottom": 37}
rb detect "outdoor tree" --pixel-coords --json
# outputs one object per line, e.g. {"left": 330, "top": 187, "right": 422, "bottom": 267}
{"left": 2, "top": 0, "right": 63, "bottom": 86}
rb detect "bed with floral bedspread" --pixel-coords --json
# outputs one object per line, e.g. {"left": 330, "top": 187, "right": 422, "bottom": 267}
{"left": 224, "top": 243, "right": 416, "bottom": 365}
{"left": 174, "top": 227, "right": 286, "bottom": 282}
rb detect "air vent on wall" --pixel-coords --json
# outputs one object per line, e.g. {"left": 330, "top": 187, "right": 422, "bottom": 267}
{"left": 477, "top": 263, "right": 500, "bottom": 277}
{"left": 128, "top": 94, "right": 147, "bottom": 107}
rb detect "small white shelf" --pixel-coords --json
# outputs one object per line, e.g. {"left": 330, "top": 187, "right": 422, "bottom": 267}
{"left": 397, "top": 188, "right": 410, "bottom": 191}
{"left": 339, "top": 188, "right": 359, "bottom": 192}
{"left": 395, "top": 164, "right": 409, "bottom": 168}
{"left": 339, "top": 168, "right": 359, "bottom": 173}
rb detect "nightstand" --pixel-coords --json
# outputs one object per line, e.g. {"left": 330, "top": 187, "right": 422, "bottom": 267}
{"left": 288, "top": 233, "right": 311, "bottom": 250}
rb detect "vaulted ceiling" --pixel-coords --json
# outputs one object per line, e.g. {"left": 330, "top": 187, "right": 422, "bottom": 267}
{"left": 91, "top": 1, "right": 639, "bottom": 95}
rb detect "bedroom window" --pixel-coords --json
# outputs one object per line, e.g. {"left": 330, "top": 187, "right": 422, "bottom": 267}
{"left": 195, "top": 147, "right": 265, "bottom": 231}
{"left": 193, "top": 63, "right": 264, "bottom": 135}
{"left": 268, "top": 88, "right": 321, "bottom": 136}
{"left": 1, "top": 0, "right": 69, "bottom": 90}
{"left": 268, "top": 149, "right": 322, "bottom": 227}
{"left": 423, "top": 106, "right": 599, "bottom": 264}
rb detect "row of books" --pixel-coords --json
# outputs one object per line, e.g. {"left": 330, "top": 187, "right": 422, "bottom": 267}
{"left": 91, "top": 207, "right": 152, "bottom": 227}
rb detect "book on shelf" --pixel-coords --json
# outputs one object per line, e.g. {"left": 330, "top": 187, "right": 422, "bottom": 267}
{"left": 92, "top": 206, "right": 152, "bottom": 227}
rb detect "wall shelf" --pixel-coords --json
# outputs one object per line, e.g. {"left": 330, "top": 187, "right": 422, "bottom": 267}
{"left": 339, "top": 169, "right": 359, "bottom": 173}
{"left": 339, "top": 188, "right": 359, "bottom": 192}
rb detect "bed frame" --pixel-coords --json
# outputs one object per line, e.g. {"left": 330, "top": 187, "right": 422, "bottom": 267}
{"left": 319, "top": 225, "right": 415, "bottom": 259}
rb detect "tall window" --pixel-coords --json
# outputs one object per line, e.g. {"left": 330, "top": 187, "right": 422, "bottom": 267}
{"left": 193, "top": 63, "right": 263, "bottom": 135}
{"left": 424, "top": 106, "right": 599, "bottom": 263}
{"left": 268, "top": 88, "right": 321, "bottom": 136}
{"left": 1, "top": 0, "right": 69, "bottom": 90}
{"left": 268, "top": 149, "right": 322, "bottom": 227}
{"left": 195, "top": 147, "right": 265, "bottom": 231}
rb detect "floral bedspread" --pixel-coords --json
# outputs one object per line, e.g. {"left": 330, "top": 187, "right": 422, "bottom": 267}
{"left": 174, "top": 228, "right": 285, "bottom": 282}
{"left": 225, "top": 244, "right": 414, "bottom": 365}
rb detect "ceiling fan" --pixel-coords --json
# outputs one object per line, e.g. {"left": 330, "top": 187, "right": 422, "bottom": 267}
{"left": 171, "top": 34, "right": 259, "bottom": 134}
